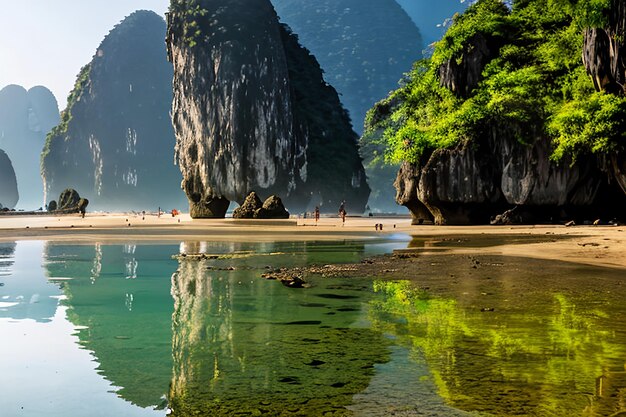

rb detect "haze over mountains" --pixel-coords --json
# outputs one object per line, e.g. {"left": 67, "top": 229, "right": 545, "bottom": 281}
{"left": 41, "top": 11, "right": 185, "bottom": 211}
{"left": 0, "top": 85, "right": 59, "bottom": 209}
{"left": 0, "top": 1, "right": 469, "bottom": 214}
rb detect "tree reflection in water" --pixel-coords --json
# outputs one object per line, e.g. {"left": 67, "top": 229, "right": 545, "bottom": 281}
{"left": 369, "top": 280, "right": 626, "bottom": 416}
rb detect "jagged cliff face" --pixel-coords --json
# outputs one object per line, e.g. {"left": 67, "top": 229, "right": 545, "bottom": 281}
{"left": 271, "top": 0, "right": 422, "bottom": 134}
{"left": 381, "top": 0, "right": 626, "bottom": 224}
{"left": 0, "top": 85, "right": 59, "bottom": 209}
{"left": 583, "top": 0, "right": 626, "bottom": 95}
{"left": 168, "top": 0, "right": 306, "bottom": 217}
{"left": 168, "top": 0, "right": 369, "bottom": 216}
{"left": 0, "top": 149, "right": 18, "bottom": 209}
{"left": 583, "top": 0, "right": 626, "bottom": 193}
{"left": 41, "top": 11, "right": 185, "bottom": 211}
{"left": 394, "top": 132, "right": 614, "bottom": 225}
{"left": 279, "top": 26, "right": 369, "bottom": 212}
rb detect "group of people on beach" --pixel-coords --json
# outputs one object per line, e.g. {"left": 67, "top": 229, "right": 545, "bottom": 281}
{"left": 308, "top": 200, "right": 347, "bottom": 226}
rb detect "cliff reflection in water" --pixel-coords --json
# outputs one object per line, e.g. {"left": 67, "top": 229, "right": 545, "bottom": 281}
{"left": 369, "top": 280, "right": 626, "bottom": 417}
{"left": 168, "top": 255, "right": 390, "bottom": 416}
{"left": 44, "top": 243, "right": 179, "bottom": 409}
{"left": 41, "top": 239, "right": 395, "bottom": 415}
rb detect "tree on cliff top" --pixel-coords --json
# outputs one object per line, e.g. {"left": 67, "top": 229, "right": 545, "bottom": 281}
{"left": 366, "top": 0, "right": 624, "bottom": 166}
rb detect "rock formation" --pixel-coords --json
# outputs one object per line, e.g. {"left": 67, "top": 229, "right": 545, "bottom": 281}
{"left": 583, "top": 0, "right": 626, "bottom": 194}
{"left": 375, "top": 0, "right": 626, "bottom": 224}
{"left": 0, "top": 85, "right": 59, "bottom": 209}
{"left": 232, "top": 191, "right": 290, "bottom": 219}
{"left": 271, "top": 0, "right": 423, "bottom": 212}
{"left": 0, "top": 149, "right": 18, "bottom": 209}
{"left": 232, "top": 192, "right": 263, "bottom": 219}
{"left": 271, "top": 0, "right": 422, "bottom": 133}
{"left": 393, "top": 132, "right": 621, "bottom": 225}
{"left": 167, "top": 0, "right": 369, "bottom": 217}
{"left": 41, "top": 11, "right": 186, "bottom": 211}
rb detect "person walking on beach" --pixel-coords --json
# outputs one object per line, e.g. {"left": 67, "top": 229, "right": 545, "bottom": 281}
{"left": 338, "top": 200, "right": 346, "bottom": 226}
{"left": 314, "top": 206, "right": 320, "bottom": 225}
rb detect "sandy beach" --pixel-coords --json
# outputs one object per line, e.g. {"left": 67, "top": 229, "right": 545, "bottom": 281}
{"left": 0, "top": 212, "right": 623, "bottom": 270}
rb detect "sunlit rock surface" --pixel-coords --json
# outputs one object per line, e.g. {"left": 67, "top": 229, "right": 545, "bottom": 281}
{"left": 0, "top": 85, "right": 59, "bottom": 209}
{"left": 167, "top": 0, "right": 368, "bottom": 217}
{"left": 41, "top": 11, "right": 185, "bottom": 211}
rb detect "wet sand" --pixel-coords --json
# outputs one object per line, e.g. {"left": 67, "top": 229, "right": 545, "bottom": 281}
{"left": 0, "top": 212, "right": 624, "bottom": 270}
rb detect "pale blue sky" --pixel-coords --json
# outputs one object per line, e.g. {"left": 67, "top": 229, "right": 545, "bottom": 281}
{"left": 0, "top": 1, "right": 466, "bottom": 110}
{"left": 0, "top": 1, "right": 169, "bottom": 109}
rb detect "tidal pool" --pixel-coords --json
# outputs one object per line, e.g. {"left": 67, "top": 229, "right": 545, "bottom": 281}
{"left": 0, "top": 238, "right": 625, "bottom": 416}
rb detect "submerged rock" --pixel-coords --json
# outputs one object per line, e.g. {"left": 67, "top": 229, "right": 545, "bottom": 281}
{"left": 42, "top": 11, "right": 185, "bottom": 211}
{"left": 167, "top": 0, "right": 369, "bottom": 217}
{"left": 0, "top": 149, "right": 18, "bottom": 209}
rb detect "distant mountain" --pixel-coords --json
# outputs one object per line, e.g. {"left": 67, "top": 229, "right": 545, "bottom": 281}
{"left": 271, "top": 0, "right": 423, "bottom": 133}
{"left": 41, "top": 10, "right": 185, "bottom": 211}
{"left": 0, "top": 149, "right": 18, "bottom": 209}
{"left": 396, "top": 0, "right": 470, "bottom": 47}
{"left": 0, "top": 85, "right": 59, "bottom": 209}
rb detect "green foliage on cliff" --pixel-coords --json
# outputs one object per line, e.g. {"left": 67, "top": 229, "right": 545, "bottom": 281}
{"left": 168, "top": 0, "right": 208, "bottom": 48}
{"left": 41, "top": 63, "right": 92, "bottom": 170}
{"left": 367, "top": 0, "right": 620, "bottom": 165}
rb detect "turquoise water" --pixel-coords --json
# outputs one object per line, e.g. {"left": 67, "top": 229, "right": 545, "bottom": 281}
{"left": 1, "top": 238, "right": 626, "bottom": 416}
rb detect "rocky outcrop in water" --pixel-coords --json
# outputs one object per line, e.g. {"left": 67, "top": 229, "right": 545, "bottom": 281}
{"left": 0, "top": 85, "right": 59, "bottom": 209}
{"left": 167, "top": 0, "right": 369, "bottom": 217}
{"left": 41, "top": 11, "right": 185, "bottom": 211}
{"left": 0, "top": 149, "right": 18, "bottom": 209}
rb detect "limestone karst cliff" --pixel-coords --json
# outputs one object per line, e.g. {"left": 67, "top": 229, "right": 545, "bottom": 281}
{"left": 271, "top": 0, "right": 422, "bottom": 134}
{"left": 583, "top": 0, "right": 626, "bottom": 194}
{"left": 167, "top": 0, "right": 369, "bottom": 217}
{"left": 272, "top": 0, "right": 422, "bottom": 212}
{"left": 368, "top": 0, "right": 626, "bottom": 224}
{"left": 0, "top": 85, "right": 59, "bottom": 209}
{"left": 41, "top": 10, "right": 185, "bottom": 211}
{"left": 0, "top": 149, "right": 18, "bottom": 209}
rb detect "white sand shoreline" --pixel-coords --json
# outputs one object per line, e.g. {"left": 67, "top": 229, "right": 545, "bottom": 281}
{"left": 0, "top": 213, "right": 624, "bottom": 270}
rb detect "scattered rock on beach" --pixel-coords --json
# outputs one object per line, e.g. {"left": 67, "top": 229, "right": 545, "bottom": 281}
{"left": 255, "top": 195, "right": 290, "bottom": 219}
{"left": 233, "top": 191, "right": 262, "bottom": 219}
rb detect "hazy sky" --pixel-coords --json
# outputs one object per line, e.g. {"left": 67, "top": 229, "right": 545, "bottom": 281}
{"left": 0, "top": 1, "right": 169, "bottom": 109}
{"left": 0, "top": 1, "right": 465, "bottom": 110}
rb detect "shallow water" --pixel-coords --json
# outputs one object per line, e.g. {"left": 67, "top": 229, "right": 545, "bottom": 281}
{"left": 0, "top": 238, "right": 625, "bottom": 416}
